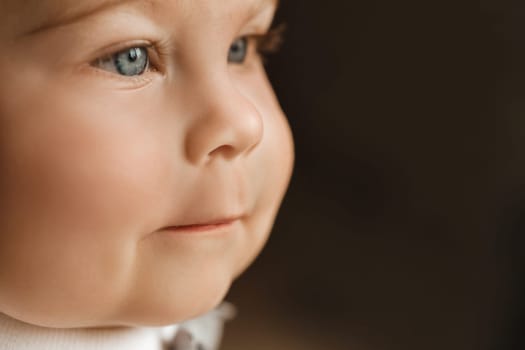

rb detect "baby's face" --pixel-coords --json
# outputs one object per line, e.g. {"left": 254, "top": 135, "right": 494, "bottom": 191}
{"left": 0, "top": 0, "right": 293, "bottom": 328}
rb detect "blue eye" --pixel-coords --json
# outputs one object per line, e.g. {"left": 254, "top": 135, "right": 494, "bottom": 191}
{"left": 95, "top": 47, "right": 150, "bottom": 76}
{"left": 228, "top": 37, "right": 248, "bottom": 64}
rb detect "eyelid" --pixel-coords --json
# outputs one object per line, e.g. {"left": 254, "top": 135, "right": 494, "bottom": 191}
{"left": 83, "top": 41, "right": 166, "bottom": 90}
{"left": 90, "top": 40, "right": 168, "bottom": 78}
{"left": 89, "top": 40, "right": 158, "bottom": 66}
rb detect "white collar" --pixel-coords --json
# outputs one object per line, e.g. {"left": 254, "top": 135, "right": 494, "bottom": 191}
{"left": 0, "top": 313, "right": 168, "bottom": 350}
{"left": 0, "top": 303, "right": 235, "bottom": 350}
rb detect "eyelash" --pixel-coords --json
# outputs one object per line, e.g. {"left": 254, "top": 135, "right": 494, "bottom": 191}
{"left": 252, "top": 23, "right": 286, "bottom": 60}
{"left": 90, "top": 23, "right": 286, "bottom": 79}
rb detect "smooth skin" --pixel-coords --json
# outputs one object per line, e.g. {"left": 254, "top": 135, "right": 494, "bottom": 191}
{"left": 0, "top": 0, "right": 293, "bottom": 328}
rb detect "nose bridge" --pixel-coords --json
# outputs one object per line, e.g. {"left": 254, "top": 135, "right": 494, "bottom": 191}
{"left": 183, "top": 73, "right": 264, "bottom": 165}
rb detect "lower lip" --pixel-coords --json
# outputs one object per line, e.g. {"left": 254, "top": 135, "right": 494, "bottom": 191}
{"left": 162, "top": 220, "right": 237, "bottom": 234}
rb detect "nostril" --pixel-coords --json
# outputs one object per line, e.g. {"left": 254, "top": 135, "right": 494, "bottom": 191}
{"left": 208, "top": 144, "right": 236, "bottom": 159}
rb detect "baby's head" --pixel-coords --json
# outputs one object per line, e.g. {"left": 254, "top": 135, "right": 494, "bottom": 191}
{"left": 0, "top": 0, "right": 293, "bottom": 328}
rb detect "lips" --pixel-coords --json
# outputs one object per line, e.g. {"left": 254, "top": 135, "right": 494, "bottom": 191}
{"left": 162, "top": 215, "right": 243, "bottom": 233}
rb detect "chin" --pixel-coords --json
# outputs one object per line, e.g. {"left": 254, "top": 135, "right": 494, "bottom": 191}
{"left": 115, "top": 277, "right": 234, "bottom": 328}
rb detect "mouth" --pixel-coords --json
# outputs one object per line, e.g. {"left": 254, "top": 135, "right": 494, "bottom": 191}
{"left": 161, "top": 216, "right": 243, "bottom": 234}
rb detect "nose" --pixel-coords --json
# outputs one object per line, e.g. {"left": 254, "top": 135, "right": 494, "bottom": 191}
{"left": 183, "top": 81, "right": 264, "bottom": 165}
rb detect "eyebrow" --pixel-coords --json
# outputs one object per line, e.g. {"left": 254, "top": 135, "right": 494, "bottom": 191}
{"left": 21, "top": 0, "right": 140, "bottom": 37}
{"left": 21, "top": 0, "right": 279, "bottom": 37}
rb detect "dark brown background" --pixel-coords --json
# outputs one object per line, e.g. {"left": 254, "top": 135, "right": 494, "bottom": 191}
{"left": 223, "top": 1, "right": 524, "bottom": 349}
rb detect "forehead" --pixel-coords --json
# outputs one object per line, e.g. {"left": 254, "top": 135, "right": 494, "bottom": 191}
{"left": 2, "top": 0, "right": 277, "bottom": 11}
{"left": 2, "top": 0, "right": 278, "bottom": 37}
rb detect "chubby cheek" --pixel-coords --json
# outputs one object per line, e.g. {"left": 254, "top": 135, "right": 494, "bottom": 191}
{"left": 0, "top": 78, "right": 172, "bottom": 324}
{"left": 230, "top": 70, "right": 295, "bottom": 277}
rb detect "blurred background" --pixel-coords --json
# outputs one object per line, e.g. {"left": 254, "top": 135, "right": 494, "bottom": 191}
{"left": 223, "top": 1, "right": 523, "bottom": 349}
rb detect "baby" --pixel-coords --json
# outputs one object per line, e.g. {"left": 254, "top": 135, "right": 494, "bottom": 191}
{"left": 0, "top": 0, "right": 294, "bottom": 349}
